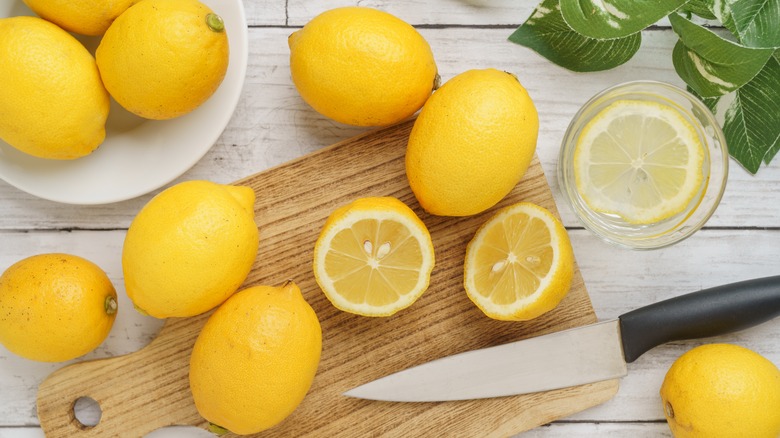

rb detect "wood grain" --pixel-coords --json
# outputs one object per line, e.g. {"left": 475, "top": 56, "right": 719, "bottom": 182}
{"left": 36, "top": 120, "right": 618, "bottom": 437}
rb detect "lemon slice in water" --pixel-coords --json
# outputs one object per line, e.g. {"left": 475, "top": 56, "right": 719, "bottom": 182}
{"left": 573, "top": 100, "right": 705, "bottom": 224}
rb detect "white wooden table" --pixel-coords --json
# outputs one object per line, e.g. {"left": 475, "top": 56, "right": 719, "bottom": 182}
{"left": 1, "top": 1, "right": 779, "bottom": 437}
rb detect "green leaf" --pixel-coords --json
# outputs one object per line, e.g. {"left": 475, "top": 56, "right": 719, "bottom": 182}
{"left": 669, "top": 13, "right": 774, "bottom": 97}
{"left": 681, "top": 0, "right": 718, "bottom": 20}
{"left": 687, "top": 85, "right": 721, "bottom": 114}
{"left": 723, "top": 54, "right": 780, "bottom": 173}
{"left": 729, "top": 0, "right": 780, "bottom": 48}
{"left": 509, "top": 0, "right": 641, "bottom": 72}
{"left": 559, "top": 0, "right": 688, "bottom": 39}
{"left": 710, "top": 0, "right": 739, "bottom": 36}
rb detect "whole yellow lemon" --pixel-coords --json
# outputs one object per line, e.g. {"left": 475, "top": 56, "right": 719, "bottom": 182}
{"left": 22, "top": 0, "right": 137, "bottom": 36}
{"left": 122, "top": 180, "right": 258, "bottom": 318}
{"left": 289, "top": 7, "right": 438, "bottom": 127}
{"left": 405, "top": 69, "right": 539, "bottom": 216}
{"left": 660, "top": 343, "right": 780, "bottom": 438}
{"left": 0, "top": 253, "right": 118, "bottom": 362}
{"left": 189, "top": 282, "right": 322, "bottom": 435}
{"left": 0, "top": 16, "right": 109, "bottom": 160}
{"left": 96, "top": 0, "right": 229, "bottom": 120}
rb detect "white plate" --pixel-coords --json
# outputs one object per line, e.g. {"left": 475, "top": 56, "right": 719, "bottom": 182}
{"left": 0, "top": 0, "right": 248, "bottom": 205}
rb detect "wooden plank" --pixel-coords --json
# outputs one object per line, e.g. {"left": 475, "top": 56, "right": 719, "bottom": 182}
{"left": 0, "top": 28, "right": 775, "bottom": 230}
{"left": 1, "top": 230, "right": 778, "bottom": 426}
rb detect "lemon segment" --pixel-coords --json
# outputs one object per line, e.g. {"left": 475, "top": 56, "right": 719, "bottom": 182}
{"left": 313, "top": 197, "right": 435, "bottom": 317}
{"left": 573, "top": 100, "right": 705, "bottom": 224}
{"left": 464, "top": 203, "right": 573, "bottom": 321}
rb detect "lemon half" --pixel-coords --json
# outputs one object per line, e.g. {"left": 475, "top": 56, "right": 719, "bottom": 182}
{"left": 313, "top": 197, "right": 435, "bottom": 317}
{"left": 573, "top": 99, "right": 705, "bottom": 224}
{"left": 464, "top": 202, "right": 573, "bottom": 321}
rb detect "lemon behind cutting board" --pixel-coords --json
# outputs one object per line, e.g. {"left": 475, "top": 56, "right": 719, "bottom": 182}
{"left": 289, "top": 7, "right": 438, "bottom": 126}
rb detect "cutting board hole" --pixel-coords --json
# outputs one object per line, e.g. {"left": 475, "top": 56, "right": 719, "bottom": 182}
{"left": 73, "top": 396, "right": 102, "bottom": 428}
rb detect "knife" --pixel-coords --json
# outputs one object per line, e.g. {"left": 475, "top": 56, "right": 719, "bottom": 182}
{"left": 343, "top": 275, "right": 780, "bottom": 402}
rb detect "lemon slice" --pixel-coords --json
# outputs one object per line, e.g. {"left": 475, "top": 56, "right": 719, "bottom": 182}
{"left": 313, "top": 197, "right": 435, "bottom": 317}
{"left": 573, "top": 99, "right": 705, "bottom": 224}
{"left": 464, "top": 202, "right": 574, "bottom": 321}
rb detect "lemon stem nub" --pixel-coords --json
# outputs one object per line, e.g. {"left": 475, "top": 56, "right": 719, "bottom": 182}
{"left": 206, "top": 13, "right": 225, "bottom": 32}
{"left": 104, "top": 296, "right": 118, "bottom": 315}
{"left": 433, "top": 73, "right": 441, "bottom": 91}
{"left": 207, "top": 422, "right": 230, "bottom": 436}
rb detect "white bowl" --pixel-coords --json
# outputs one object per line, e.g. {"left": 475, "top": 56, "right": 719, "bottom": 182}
{"left": 0, "top": 0, "right": 248, "bottom": 204}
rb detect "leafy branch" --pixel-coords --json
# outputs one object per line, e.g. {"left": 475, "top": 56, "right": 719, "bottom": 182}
{"left": 509, "top": 0, "right": 780, "bottom": 174}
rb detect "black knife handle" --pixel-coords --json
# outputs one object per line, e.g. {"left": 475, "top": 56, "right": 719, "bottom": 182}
{"left": 619, "top": 275, "right": 780, "bottom": 363}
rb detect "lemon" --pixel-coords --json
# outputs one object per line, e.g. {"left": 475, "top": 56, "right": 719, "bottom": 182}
{"left": 189, "top": 281, "right": 321, "bottom": 435}
{"left": 464, "top": 202, "right": 573, "bottom": 321}
{"left": 0, "top": 254, "right": 118, "bottom": 362}
{"left": 122, "top": 180, "right": 258, "bottom": 318}
{"left": 22, "top": 0, "right": 137, "bottom": 36}
{"left": 405, "top": 69, "right": 539, "bottom": 216}
{"left": 289, "top": 7, "right": 438, "bottom": 127}
{"left": 660, "top": 343, "right": 780, "bottom": 438}
{"left": 96, "top": 0, "right": 229, "bottom": 120}
{"left": 573, "top": 99, "right": 705, "bottom": 224}
{"left": 0, "top": 16, "right": 109, "bottom": 160}
{"left": 313, "top": 197, "right": 435, "bottom": 317}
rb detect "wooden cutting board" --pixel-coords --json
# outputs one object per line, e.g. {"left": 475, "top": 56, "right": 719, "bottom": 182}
{"left": 36, "top": 120, "right": 619, "bottom": 437}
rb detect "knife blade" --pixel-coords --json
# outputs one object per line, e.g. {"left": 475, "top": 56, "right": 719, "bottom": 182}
{"left": 343, "top": 275, "right": 780, "bottom": 402}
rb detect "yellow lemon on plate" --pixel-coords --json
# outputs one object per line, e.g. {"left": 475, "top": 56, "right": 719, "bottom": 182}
{"left": 122, "top": 180, "right": 258, "bottom": 318}
{"left": 0, "top": 253, "right": 118, "bottom": 362}
{"left": 22, "top": 0, "right": 137, "bottom": 36}
{"left": 313, "top": 197, "right": 435, "bottom": 317}
{"left": 405, "top": 69, "right": 539, "bottom": 216}
{"left": 660, "top": 343, "right": 780, "bottom": 438}
{"left": 0, "top": 16, "right": 109, "bottom": 160}
{"left": 289, "top": 7, "right": 438, "bottom": 126}
{"left": 573, "top": 99, "right": 705, "bottom": 224}
{"left": 96, "top": 0, "right": 229, "bottom": 120}
{"left": 190, "top": 282, "right": 322, "bottom": 435}
{"left": 464, "top": 202, "right": 573, "bottom": 321}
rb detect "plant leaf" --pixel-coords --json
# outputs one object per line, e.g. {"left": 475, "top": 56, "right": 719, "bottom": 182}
{"left": 559, "top": 0, "right": 688, "bottom": 39}
{"left": 710, "top": 0, "right": 740, "bottom": 36}
{"left": 723, "top": 54, "right": 780, "bottom": 173}
{"left": 681, "top": 0, "right": 718, "bottom": 20}
{"left": 669, "top": 13, "right": 774, "bottom": 97}
{"left": 729, "top": 0, "right": 780, "bottom": 48}
{"left": 687, "top": 85, "right": 721, "bottom": 114}
{"left": 509, "top": 0, "right": 641, "bottom": 72}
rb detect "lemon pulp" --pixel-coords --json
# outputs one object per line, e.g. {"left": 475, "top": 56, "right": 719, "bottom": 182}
{"left": 464, "top": 202, "right": 573, "bottom": 321}
{"left": 573, "top": 99, "right": 705, "bottom": 224}
{"left": 313, "top": 197, "right": 435, "bottom": 317}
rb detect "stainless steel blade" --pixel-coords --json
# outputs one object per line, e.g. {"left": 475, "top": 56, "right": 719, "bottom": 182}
{"left": 343, "top": 320, "right": 627, "bottom": 402}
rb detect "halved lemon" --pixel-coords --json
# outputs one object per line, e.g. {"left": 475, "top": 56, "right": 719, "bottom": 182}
{"left": 573, "top": 99, "right": 705, "bottom": 224}
{"left": 464, "top": 202, "right": 574, "bottom": 321}
{"left": 313, "top": 197, "right": 435, "bottom": 317}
